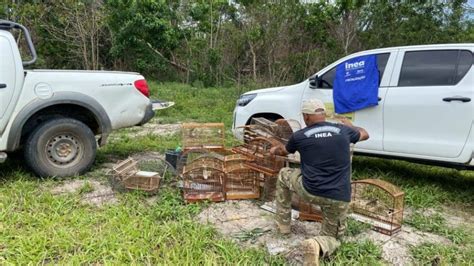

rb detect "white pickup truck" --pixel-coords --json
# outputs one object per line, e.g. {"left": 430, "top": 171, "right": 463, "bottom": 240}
{"left": 233, "top": 44, "right": 474, "bottom": 169}
{"left": 0, "top": 20, "right": 155, "bottom": 177}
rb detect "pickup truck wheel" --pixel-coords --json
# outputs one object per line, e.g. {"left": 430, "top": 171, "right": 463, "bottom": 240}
{"left": 24, "top": 118, "right": 97, "bottom": 177}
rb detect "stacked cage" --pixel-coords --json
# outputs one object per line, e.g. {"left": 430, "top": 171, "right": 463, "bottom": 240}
{"left": 274, "top": 119, "right": 301, "bottom": 143}
{"left": 182, "top": 123, "right": 225, "bottom": 151}
{"left": 351, "top": 179, "right": 404, "bottom": 235}
{"left": 179, "top": 123, "right": 226, "bottom": 176}
{"left": 233, "top": 137, "right": 285, "bottom": 176}
{"left": 232, "top": 137, "right": 285, "bottom": 201}
{"left": 234, "top": 118, "right": 301, "bottom": 201}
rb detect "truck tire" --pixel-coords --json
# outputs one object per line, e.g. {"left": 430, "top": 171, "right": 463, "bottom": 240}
{"left": 24, "top": 118, "right": 97, "bottom": 177}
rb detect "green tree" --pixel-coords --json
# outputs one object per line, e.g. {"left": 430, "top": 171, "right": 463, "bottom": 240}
{"left": 106, "top": 0, "right": 184, "bottom": 77}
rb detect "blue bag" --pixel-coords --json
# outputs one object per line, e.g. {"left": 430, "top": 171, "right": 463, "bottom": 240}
{"left": 333, "top": 55, "right": 379, "bottom": 114}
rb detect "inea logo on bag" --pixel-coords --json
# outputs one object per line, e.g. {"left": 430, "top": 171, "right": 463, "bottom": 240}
{"left": 345, "top": 60, "right": 365, "bottom": 70}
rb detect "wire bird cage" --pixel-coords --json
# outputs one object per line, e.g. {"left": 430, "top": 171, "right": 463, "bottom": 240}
{"left": 224, "top": 162, "right": 260, "bottom": 200}
{"left": 182, "top": 160, "right": 226, "bottom": 203}
{"left": 176, "top": 148, "right": 228, "bottom": 174}
{"left": 224, "top": 153, "right": 248, "bottom": 163}
{"left": 232, "top": 137, "right": 285, "bottom": 176}
{"left": 351, "top": 179, "right": 404, "bottom": 235}
{"left": 182, "top": 123, "right": 225, "bottom": 151}
{"left": 248, "top": 117, "right": 279, "bottom": 135}
{"left": 244, "top": 118, "right": 301, "bottom": 144}
{"left": 108, "top": 158, "right": 174, "bottom": 194}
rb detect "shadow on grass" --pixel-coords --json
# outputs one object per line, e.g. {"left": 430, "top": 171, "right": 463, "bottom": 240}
{"left": 0, "top": 151, "right": 37, "bottom": 182}
{"left": 0, "top": 151, "right": 106, "bottom": 183}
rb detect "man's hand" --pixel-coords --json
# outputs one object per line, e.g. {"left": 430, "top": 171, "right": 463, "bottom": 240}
{"left": 338, "top": 116, "right": 353, "bottom": 127}
{"left": 338, "top": 117, "right": 369, "bottom": 141}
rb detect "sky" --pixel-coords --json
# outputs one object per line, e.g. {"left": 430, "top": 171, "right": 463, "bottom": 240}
{"left": 468, "top": 0, "right": 474, "bottom": 19}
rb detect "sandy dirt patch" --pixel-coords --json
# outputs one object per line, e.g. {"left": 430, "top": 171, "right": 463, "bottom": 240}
{"left": 50, "top": 179, "right": 118, "bottom": 207}
{"left": 118, "top": 122, "right": 180, "bottom": 139}
{"left": 135, "top": 123, "right": 181, "bottom": 137}
{"left": 198, "top": 200, "right": 455, "bottom": 265}
{"left": 198, "top": 201, "right": 319, "bottom": 264}
{"left": 347, "top": 225, "right": 450, "bottom": 265}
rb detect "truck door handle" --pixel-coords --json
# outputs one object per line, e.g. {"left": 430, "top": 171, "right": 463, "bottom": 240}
{"left": 0, "top": 84, "right": 6, "bottom": 89}
{"left": 443, "top": 97, "right": 471, "bottom": 103}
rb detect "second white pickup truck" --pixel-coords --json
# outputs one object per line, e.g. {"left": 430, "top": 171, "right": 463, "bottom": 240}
{"left": 0, "top": 20, "right": 155, "bottom": 177}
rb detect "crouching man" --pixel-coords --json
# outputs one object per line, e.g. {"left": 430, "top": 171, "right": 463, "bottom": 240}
{"left": 270, "top": 99, "right": 369, "bottom": 266}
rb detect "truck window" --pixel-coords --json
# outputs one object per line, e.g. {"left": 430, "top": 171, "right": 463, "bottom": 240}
{"left": 398, "top": 50, "right": 472, "bottom": 87}
{"left": 319, "top": 53, "right": 389, "bottom": 89}
{"left": 455, "top": 50, "right": 473, "bottom": 84}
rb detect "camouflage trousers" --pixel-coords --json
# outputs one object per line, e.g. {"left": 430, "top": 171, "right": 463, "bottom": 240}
{"left": 275, "top": 167, "right": 349, "bottom": 257}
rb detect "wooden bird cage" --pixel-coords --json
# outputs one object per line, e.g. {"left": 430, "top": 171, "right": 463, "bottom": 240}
{"left": 225, "top": 152, "right": 266, "bottom": 188}
{"left": 351, "top": 179, "right": 404, "bottom": 235}
{"left": 274, "top": 119, "right": 301, "bottom": 143}
{"left": 296, "top": 198, "right": 324, "bottom": 222}
{"left": 182, "top": 123, "right": 225, "bottom": 151}
{"left": 176, "top": 148, "right": 227, "bottom": 174}
{"left": 189, "top": 155, "right": 224, "bottom": 171}
{"left": 224, "top": 153, "right": 249, "bottom": 164}
{"left": 249, "top": 117, "right": 279, "bottom": 135}
{"left": 182, "top": 161, "right": 226, "bottom": 203}
{"left": 261, "top": 175, "right": 278, "bottom": 201}
{"left": 224, "top": 163, "right": 260, "bottom": 200}
{"left": 108, "top": 158, "right": 167, "bottom": 194}
{"left": 243, "top": 118, "right": 301, "bottom": 144}
{"left": 232, "top": 137, "right": 285, "bottom": 176}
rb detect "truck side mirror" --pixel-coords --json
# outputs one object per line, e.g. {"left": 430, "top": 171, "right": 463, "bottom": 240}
{"left": 309, "top": 75, "right": 319, "bottom": 89}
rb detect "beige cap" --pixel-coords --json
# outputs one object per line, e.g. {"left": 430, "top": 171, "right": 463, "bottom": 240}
{"left": 301, "top": 99, "right": 326, "bottom": 114}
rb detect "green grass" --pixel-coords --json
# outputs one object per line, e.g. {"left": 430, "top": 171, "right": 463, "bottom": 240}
{"left": 352, "top": 157, "right": 474, "bottom": 210}
{"left": 346, "top": 217, "right": 372, "bottom": 237}
{"left": 410, "top": 242, "right": 474, "bottom": 265}
{"left": 1, "top": 82, "right": 474, "bottom": 264}
{"left": 327, "top": 240, "right": 383, "bottom": 265}
{"left": 0, "top": 178, "right": 284, "bottom": 264}
{"left": 150, "top": 81, "right": 248, "bottom": 128}
{"left": 405, "top": 212, "right": 469, "bottom": 245}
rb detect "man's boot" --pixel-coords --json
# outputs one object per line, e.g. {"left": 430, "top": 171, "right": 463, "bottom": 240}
{"left": 302, "top": 239, "right": 320, "bottom": 266}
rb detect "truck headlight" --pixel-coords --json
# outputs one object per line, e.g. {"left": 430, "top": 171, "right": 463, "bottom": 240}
{"left": 237, "top": 93, "right": 257, "bottom": 107}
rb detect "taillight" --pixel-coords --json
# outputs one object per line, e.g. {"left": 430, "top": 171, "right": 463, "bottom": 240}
{"left": 134, "top": 79, "right": 150, "bottom": 98}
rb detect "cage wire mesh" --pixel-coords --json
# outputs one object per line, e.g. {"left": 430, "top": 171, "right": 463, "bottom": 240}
{"left": 293, "top": 195, "right": 324, "bottom": 222}
{"left": 224, "top": 162, "right": 260, "bottom": 200}
{"left": 108, "top": 158, "right": 175, "bottom": 194}
{"left": 233, "top": 137, "right": 285, "bottom": 176}
{"left": 182, "top": 161, "right": 226, "bottom": 203}
{"left": 351, "top": 179, "right": 404, "bottom": 235}
{"left": 176, "top": 148, "right": 230, "bottom": 174}
{"left": 274, "top": 119, "right": 301, "bottom": 143}
{"left": 182, "top": 123, "right": 225, "bottom": 151}
{"left": 244, "top": 118, "right": 301, "bottom": 144}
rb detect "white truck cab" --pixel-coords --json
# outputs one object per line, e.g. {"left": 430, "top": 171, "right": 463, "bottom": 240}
{"left": 0, "top": 20, "right": 155, "bottom": 177}
{"left": 233, "top": 44, "right": 474, "bottom": 169}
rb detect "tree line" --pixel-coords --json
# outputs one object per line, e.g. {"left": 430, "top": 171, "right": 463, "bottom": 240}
{"left": 2, "top": 0, "right": 473, "bottom": 87}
